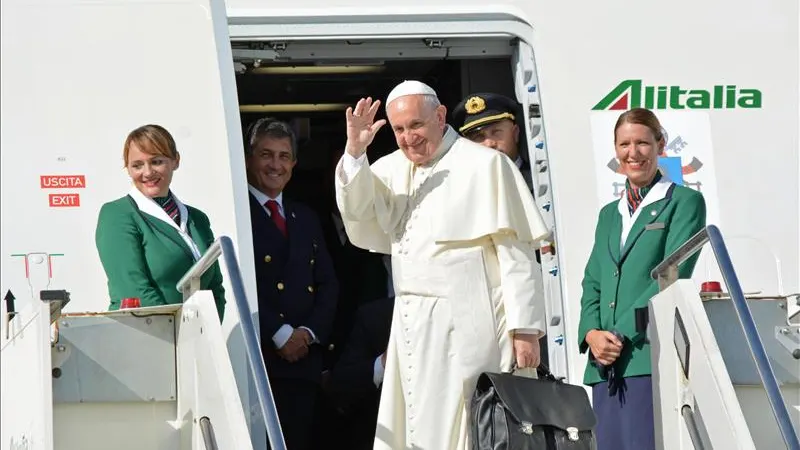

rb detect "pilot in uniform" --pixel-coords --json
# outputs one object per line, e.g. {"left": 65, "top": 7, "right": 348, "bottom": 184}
{"left": 453, "top": 92, "right": 533, "bottom": 191}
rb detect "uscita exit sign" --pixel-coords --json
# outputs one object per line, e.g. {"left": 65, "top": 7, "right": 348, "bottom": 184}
{"left": 49, "top": 193, "right": 81, "bottom": 207}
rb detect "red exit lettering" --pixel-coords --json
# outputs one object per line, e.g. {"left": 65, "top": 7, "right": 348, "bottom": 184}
{"left": 49, "top": 194, "right": 81, "bottom": 207}
{"left": 40, "top": 175, "right": 86, "bottom": 189}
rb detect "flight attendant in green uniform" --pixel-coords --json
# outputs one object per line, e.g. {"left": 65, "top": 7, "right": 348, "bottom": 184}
{"left": 95, "top": 124, "right": 225, "bottom": 320}
{"left": 577, "top": 108, "right": 706, "bottom": 450}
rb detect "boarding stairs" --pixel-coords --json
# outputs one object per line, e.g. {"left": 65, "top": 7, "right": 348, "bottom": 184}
{"left": 0, "top": 237, "right": 286, "bottom": 450}
{"left": 1, "top": 228, "right": 798, "bottom": 449}
{"left": 648, "top": 225, "right": 799, "bottom": 450}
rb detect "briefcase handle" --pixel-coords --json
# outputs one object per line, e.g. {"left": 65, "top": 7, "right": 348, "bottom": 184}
{"left": 508, "top": 362, "right": 566, "bottom": 383}
{"left": 536, "top": 363, "right": 566, "bottom": 383}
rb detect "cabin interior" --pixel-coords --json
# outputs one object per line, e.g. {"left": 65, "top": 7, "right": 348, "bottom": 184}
{"left": 230, "top": 36, "right": 534, "bottom": 370}
{"left": 228, "top": 38, "right": 538, "bottom": 444}
{"left": 231, "top": 37, "right": 525, "bottom": 221}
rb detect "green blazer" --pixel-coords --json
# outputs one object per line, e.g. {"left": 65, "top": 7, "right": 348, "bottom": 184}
{"left": 577, "top": 180, "right": 706, "bottom": 385}
{"left": 95, "top": 191, "right": 225, "bottom": 320}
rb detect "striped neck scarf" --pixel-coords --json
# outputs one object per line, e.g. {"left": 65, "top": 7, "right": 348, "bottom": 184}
{"left": 625, "top": 171, "right": 661, "bottom": 216}
{"left": 153, "top": 192, "right": 181, "bottom": 225}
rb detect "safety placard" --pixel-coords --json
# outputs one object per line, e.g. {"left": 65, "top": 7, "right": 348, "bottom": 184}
{"left": 40, "top": 175, "right": 86, "bottom": 188}
{"left": 49, "top": 193, "right": 81, "bottom": 207}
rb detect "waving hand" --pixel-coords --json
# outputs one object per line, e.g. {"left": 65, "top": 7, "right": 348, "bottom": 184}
{"left": 345, "top": 97, "right": 387, "bottom": 158}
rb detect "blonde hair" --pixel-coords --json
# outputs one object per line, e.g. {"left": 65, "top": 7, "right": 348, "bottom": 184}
{"left": 123, "top": 124, "right": 179, "bottom": 167}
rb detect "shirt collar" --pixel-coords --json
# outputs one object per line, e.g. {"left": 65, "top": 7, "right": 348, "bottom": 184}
{"left": 619, "top": 169, "right": 673, "bottom": 218}
{"left": 626, "top": 171, "right": 662, "bottom": 196}
{"left": 248, "top": 184, "right": 283, "bottom": 211}
{"left": 128, "top": 186, "right": 190, "bottom": 232}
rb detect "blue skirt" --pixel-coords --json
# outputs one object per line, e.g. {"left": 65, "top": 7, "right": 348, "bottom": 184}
{"left": 592, "top": 375, "right": 655, "bottom": 450}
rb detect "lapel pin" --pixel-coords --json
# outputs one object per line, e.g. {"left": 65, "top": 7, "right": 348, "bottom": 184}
{"left": 650, "top": 210, "right": 657, "bottom": 216}
{"left": 291, "top": 212, "right": 296, "bottom": 219}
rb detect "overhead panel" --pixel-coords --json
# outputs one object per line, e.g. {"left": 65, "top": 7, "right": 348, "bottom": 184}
{"left": 230, "top": 37, "right": 514, "bottom": 63}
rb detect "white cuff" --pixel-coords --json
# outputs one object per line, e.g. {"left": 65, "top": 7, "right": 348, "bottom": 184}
{"left": 272, "top": 324, "right": 294, "bottom": 348}
{"left": 338, "top": 152, "right": 368, "bottom": 185}
{"left": 299, "top": 326, "right": 318, "bottom": 344}
{"left": 512, "top": 328, "right": 545, "bottom": 339}
{"left": 373, "top": 355, "right": 385, "bottom": 387}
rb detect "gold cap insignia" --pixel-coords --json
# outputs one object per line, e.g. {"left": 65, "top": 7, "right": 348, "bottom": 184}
{"left": 465, "top": 96, "right": 486, "bottom": 114}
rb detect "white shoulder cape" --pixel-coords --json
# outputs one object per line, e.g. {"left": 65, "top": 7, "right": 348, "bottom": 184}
{"left": 343, "top": 127, "right": 549, "bottom": 251}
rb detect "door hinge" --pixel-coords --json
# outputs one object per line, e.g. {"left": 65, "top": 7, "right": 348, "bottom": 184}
{"left": 269, "top": 42, "right": 288, "bottom": 51}
{"left": 424, "top": 39, "right": 444, "bottom": 48}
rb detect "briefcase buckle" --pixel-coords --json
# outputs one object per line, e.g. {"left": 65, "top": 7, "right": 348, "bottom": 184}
{"left": 519, "top": 422, "right": 534, "bottom": 435}
{"left": 567, "top": 427, "right": 579, "bottom": 441}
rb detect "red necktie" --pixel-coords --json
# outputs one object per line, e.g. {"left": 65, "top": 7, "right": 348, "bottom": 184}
{"left": 265, "top": 200, "right": 287, "bottom": 237}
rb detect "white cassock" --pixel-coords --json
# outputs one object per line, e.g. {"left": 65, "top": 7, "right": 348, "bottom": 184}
{"left": 335, "top": 125, "right": 549, "bottom": 450}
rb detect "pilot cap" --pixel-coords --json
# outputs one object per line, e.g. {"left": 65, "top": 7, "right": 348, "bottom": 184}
{"left": 453, "top": 93, "right": 520, "bottom": 135}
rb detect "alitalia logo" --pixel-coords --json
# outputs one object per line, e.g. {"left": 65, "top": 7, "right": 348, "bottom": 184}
{"left": 592, "top": 79, "right": 762, "bottom": 110}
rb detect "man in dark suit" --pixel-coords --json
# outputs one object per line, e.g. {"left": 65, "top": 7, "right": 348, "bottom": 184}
{"left": 325, "top": 296, "right": 394, "bottom": 449}
{"left": 244, "top": 117, "right": 339, "bottom": 450}
{"left": 452, "top": 93, "right": 552, "bottom": 367}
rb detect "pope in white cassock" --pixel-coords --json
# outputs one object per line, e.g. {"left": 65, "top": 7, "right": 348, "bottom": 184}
{"left": 334, "top": 80, "right": 550, "bottom": 450}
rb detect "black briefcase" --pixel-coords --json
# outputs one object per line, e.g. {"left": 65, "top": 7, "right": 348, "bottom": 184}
{"left": 470, "top": 365, "right": 597, "bottom": 450}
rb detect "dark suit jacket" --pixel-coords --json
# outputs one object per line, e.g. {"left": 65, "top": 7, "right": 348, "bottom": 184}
{"left": 516, "top": 159, "right": 542, "bottom": 266}
{"left": 326, "top": 297, "right": 394, "bottom": 448}
{"left": 95, "top": 195, "right": 225, "bottom": 319}
{"left": 319, "top": 209, "right": 389, "bottom": 367}
{"left": 519, "top": 159, "right": 534, "bottom": 194}
{"left": 249, "top": 193, "right": 338, "bottom": 383}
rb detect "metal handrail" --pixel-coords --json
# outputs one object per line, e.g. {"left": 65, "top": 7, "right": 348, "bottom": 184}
{"left": 681, "top": 406, "right": 706, "bottom": 450}
{"left": 177, "top": 236, "right": 287, "bottom": 450}
{"left": 651, "top": 225, "right": 800, "bottom": 450}
{"left": 199, "top": 416, "right": 219, "bottom": 450}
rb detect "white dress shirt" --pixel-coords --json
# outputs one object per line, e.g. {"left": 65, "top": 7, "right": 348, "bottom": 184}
{"left": 373, "top": 355, "right": 385, "bottom": 387}
{"left": 248, "top": 184, "right": 318, "bottom": 349}
{"left": 248, "top": 184, "right": 285, "bottom": 219}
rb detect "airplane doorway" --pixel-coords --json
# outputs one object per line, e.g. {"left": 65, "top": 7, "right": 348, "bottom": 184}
{"left": 231, "top": 38, "right": 533, "bottom": 448}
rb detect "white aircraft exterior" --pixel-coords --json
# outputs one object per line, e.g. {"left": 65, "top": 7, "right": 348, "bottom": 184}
{"left": 1, "top": 0, "right": 797, "bottom": 449}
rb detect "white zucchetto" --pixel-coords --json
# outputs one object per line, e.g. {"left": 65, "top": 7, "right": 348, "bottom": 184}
{"left": 386, "top": 80, "right": 439, "bottom": 105}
